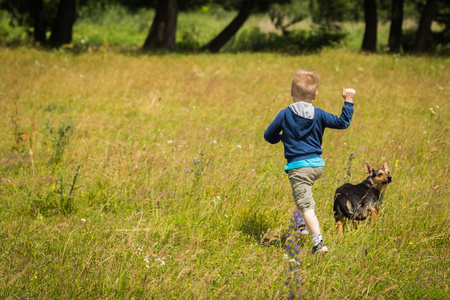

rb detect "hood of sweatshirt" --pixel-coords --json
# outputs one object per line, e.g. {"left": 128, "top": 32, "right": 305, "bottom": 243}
{"left": 285, "top": 101, "right": 315, "bottom": 140}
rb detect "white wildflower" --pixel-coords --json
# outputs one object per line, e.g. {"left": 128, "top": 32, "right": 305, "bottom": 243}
{"left": 283, "top": 254, "right": 300, "bottom": 265}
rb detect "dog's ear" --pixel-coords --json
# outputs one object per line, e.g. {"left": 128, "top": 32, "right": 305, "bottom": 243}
{"left": 383, "top": 162, "right": 389, "bottom": 172}
{"left": 364, "top": 162, "right": 373, "bottom": 176}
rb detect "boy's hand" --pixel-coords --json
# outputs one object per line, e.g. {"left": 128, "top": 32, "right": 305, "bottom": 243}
{"left": 342, "top": 88, "right": 356, "bottom": 103}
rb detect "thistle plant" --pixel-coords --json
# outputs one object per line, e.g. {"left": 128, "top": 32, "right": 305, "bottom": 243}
{"left": 45, "top": 120, "right": 74, "bottom": 172}
{"left": 284, "top": 211, "right": 304, "bottom": 299}
{"left": 184, "top": 150, "right": 209, "bottom": 194}
{"left": 343, "top": 152, "right": 355, "bottom": 183}
{"left": 28, "top": 165, "right": 81, "bottom": 216}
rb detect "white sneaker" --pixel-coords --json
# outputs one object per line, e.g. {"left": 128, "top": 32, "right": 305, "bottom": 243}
{"left": 312, "top": 241, "right": 328, "bottom": 254}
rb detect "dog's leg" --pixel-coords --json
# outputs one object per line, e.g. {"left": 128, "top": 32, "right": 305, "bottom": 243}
{"left": 353, "top": 220, "right": 359, "bottom": 230}
{"left": 336, "top": 217, "right": 343, "bottom": 236}
{"left": 370, "top": 208, "right": 378, "bottom": 223}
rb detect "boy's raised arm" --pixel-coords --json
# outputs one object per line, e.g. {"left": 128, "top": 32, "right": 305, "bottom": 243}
{"left": 320, "top": 88, "right": 355, "bottom": 129}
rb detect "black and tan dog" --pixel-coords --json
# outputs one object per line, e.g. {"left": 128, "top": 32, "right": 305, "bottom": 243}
{"left": 333, "top": 162, "right": 392, "bottom": 235}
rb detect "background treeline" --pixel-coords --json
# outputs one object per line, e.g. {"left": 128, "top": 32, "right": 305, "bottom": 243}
{"left": 0, "top": 0, "right": 449, "bottom": 54}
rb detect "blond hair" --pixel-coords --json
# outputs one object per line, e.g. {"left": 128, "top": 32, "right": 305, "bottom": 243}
{"left": 291, "top": 70, "right": 320, "bottom": 101}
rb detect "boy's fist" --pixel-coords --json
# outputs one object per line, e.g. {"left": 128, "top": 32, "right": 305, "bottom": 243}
{"left": 342, "top": 88, "right": 356, "bottom": 103}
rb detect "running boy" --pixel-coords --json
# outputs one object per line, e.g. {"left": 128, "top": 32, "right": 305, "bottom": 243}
{"left": 264, "top": 70, "right": 355, "bottom": 254}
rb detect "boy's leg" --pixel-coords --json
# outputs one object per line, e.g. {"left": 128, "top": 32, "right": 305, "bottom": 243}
{"left": 303, "top": 208, "right": 327, "bottom": 253}
{"left": 288, "top": 167, "right": 327, "bottom": 253}
{"left": 303, "top": 209, "right": 320, "bottom": 235}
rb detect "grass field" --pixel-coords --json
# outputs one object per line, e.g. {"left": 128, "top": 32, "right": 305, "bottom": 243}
{"left": 0, "top": 47, "right": 448, "bottom": 299}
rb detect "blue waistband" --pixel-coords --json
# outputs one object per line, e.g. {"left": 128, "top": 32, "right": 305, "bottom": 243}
{"left": 285, "top": 157, "right": 325, "bottom": 172}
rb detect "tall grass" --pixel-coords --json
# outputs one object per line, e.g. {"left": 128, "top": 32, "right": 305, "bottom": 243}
{"left": 0, "top": 47, "right": 448, "bottom": 299}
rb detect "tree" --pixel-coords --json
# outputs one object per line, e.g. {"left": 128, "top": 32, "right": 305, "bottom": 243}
{"left": 143, "top": 0, "right": 178, "bottom": 50}
{"left": 412, "top": 0, "right": 437, "bottom": 53}
{"left": 361, "top": 0, "right": 377, "bottom": 52}
{"left": 388, "top": 0, "right": 404, "bottom": 53}
{"left": 31, "top": 0, "right": 46, "bottom": 45}
{"left": 200, "top": 0, "right": 255, "bottom": 53}
{"left": 49, "top": 0, "right": 77, "bottom": 48}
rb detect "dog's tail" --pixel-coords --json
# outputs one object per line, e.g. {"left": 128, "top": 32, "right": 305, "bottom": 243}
{"left": 334, "top": 193, "right": 367, "bottom": 221}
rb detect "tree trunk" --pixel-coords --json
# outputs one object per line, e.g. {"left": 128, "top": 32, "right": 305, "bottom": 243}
{"left": 31, "top": 0, "right": 47, "bottom": 45}
{"left": 49, "top": 0, "right": 76, "bottom": 48}
{"left": 412, "top": 0, "right": 437, "bottom": 53}
{"left": 388, "top": 0, "right": 404, "bottom": 53}
{"left": 200, "top": 0, "right": 255, "bottom": 53}
{"left": 361, "top": 0, "right": 377, "bottom": 52}
{"left": 143, "top": 0, "right": 178, "bottom": 50}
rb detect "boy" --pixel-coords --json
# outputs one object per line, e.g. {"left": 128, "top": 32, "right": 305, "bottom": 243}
{"left": 264, "top": 70, "right": 355, "bottom": 254}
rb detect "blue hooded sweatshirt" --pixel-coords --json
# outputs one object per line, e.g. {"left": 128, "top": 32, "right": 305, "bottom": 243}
{"left": 264, "top": 101, "right": 353, "bottom": 171}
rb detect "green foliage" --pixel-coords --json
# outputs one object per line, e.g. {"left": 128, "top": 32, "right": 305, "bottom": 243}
{"left": 223, "top": 25, "right": 347, "bottom": 53}
{"left": 178, "top": 25, "right": 202, "bottom": 51}
{"left": 311, "top": 0, "right": 364, "bottom": 24}
{"left": 74, "top": 5, "right": 154, "bottom": 48}
{"left": 0, "top": 10, "right": 28, "bottom": 44}
{"left": 269, "top": 0, "right": 308, "bottom": 34}
{"left": 0, "top": 1, "right": 448, "bottom": 53}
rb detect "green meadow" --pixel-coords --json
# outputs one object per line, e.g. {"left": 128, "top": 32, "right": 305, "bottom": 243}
{"left": 0, "top": 45, "right": 448, "bottom": 299}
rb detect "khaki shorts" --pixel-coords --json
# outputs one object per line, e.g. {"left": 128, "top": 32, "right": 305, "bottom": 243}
{"left": 288, "top": 166, "right": 324, "bottom": 212}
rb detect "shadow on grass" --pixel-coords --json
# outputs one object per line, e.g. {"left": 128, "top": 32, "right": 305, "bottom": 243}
{"left": 237, "top": 212, "right": 306, "bottom": 249}
{"left": 4, "top": 24, "right": 449, "bottom": 57}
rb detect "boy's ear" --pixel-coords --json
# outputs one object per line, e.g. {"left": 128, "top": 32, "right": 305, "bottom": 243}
{"left": 313, "top": 91, "right": 318, "bottom": 99}
{"left": 383, "top": 161, "right": 389, "bottom": 172}
{"left": 364, "top": 162, "right": 373, "bottom": 176}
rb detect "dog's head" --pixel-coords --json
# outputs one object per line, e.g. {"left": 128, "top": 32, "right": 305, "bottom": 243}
{"left": 365, "top": 162, "right": 392, "bottom": 190}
